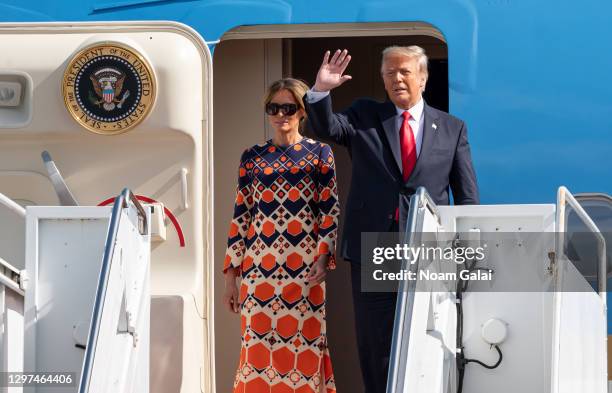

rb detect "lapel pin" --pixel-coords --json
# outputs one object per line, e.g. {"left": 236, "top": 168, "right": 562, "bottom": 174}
{"left": 432, "top": 123, "right": 437, "bottom": 130}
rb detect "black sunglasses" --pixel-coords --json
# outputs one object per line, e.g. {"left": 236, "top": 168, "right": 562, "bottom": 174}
{"left": 265, "top": 102, "right": 299, "bottom": 116}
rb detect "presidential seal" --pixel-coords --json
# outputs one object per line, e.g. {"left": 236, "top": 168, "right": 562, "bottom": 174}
{"left": 62, "top": 42, "right": 156, "bottom": 135}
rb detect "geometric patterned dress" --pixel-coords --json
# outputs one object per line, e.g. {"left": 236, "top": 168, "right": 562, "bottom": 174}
{"left": 224, "top": 138, "right": 340, "bottom": 393}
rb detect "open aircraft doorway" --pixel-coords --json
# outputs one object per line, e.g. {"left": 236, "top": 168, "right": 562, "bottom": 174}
{"left": 212, "top": 22, "right": 448, "bottom": 392}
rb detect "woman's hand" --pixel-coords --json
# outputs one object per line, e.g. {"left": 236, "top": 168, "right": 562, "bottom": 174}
{"left": 307, "top": 254, "right": 329, "bottom": 284}
{"left": 223, "top": 268, "right": 240, "bottom": 313}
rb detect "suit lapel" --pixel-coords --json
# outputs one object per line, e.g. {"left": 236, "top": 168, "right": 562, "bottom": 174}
{"left": 379, "top": 101, "right": 403, "bottom": 174}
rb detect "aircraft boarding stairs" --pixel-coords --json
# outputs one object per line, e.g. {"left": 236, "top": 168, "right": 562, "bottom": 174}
{"left": 0, "top": 188, "right": 151, "bottom": 392}
{"left": 387, "top": 187, "right": 608, "bottom": 393}
{"left": 0, "top": 182, "right": 608, "bottom": 393}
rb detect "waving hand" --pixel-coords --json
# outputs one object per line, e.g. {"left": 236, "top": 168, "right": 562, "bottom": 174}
{"left": 313, "top": 49, "right": 352, "bottom": 92}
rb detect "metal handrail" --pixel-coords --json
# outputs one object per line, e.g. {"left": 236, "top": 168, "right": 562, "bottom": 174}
{"left": 78, "top": 188, "right": 148, "bottom": 393}
{"left": 415, "top": 186, "right": 442, "bottom": 225}
{"left": 0, "top": 256, "right": 23, "bottom": 296}
{"left": 0, "top": 192, "right": 26, "bottom": 296}
{"left": 125, "top": 189, "right": 148, "bottom": 236}
{"left": 387, "top": 187, "right": 441, "bottom": 393}
{"left": 0, "top": 191, "right": 25, "bottom": 218}
{"left": 555, "top": 186, "right": 607, "bottom": 294}
{"left": 551, "top": 187, "right": 607, "bottom": 393}
{"left": 0, "top": 255, "right": 20, "bottom": 276}
{"left": 0, "top": 272, "right": 24, "bottom": 296}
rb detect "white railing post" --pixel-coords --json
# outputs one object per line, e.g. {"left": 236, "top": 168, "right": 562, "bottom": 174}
{"left": 0, "top": 191, "right": 25, "bottom": 219}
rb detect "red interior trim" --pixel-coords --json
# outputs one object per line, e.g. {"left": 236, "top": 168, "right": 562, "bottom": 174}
{"left": 98, "top": 195, "right": 186, "bottom": 247}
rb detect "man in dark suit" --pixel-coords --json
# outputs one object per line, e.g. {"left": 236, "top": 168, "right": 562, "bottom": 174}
{"left": 304, "top": 46, "right": 479, "bottom": 393}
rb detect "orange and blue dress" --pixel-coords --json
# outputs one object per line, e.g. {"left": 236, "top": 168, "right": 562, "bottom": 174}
{"left": 224, "top": 138, "right": 339, "bottom": 393}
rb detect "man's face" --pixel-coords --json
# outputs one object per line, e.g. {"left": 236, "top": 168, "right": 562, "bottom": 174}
{"left": 381, "top": 54, "right": 427, "bottom": 109}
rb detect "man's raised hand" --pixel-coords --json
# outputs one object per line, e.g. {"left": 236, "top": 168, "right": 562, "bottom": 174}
{"left": 313, "top": 49, "right": 352, "bottom": 92}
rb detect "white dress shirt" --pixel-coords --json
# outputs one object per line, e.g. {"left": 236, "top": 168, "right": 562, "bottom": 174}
{"left": 306, "top": 90, "right": 425, "bottom": 157}
{"left": 305, "top": 89, "right": 329, "bottom": 103}
{"left": 395, "top": 98, "right": 424, "bottom": 158}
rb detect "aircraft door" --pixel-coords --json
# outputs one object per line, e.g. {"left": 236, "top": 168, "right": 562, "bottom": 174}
{"left": 0, "top": 22, "right": 213, "bottom": 393}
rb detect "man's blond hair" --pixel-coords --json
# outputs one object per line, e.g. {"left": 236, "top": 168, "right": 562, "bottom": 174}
{"left": 381, "top": 45, "right": 429, "bottom": 78}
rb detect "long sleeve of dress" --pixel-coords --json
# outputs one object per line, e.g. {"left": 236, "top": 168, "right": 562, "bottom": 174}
{"left": 223, "top": 149, "right": 254, "bottom": 273}
{"left": 315, "top": 143, "right": 340, "bottom": 270}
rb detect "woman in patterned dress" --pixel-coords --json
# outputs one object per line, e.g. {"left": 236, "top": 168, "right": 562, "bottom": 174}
{"left": 223, "top": 78, "right": 340, "bottom": 393}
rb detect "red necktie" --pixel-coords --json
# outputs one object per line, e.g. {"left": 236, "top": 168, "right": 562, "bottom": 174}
{"left": 400, "top": 111, "right": 417, "bottom": 181}
{"left": 395, "top": 111, "right": 417, "bottom": 221}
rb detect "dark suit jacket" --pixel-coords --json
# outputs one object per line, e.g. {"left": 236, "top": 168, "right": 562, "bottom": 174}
{"left": 304, "top": 94, "right": 479, "bottom": 263}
